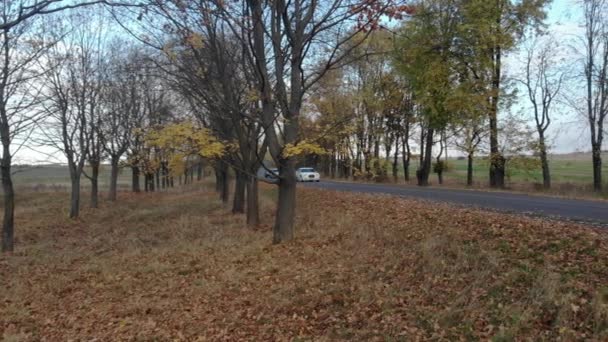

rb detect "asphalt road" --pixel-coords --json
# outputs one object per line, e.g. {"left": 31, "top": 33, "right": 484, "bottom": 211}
{"left": 302, "top": 180, "right": 608, "bottom": 225}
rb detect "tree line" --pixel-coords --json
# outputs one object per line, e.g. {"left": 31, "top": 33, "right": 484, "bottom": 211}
{"left": 1, "top": 0, "right": 405, "bottom": 252}
{"left": 2, "top": 0, "right": 607, "bottom": 253}
{"left": 304, "top": 0, "right": 605, "bottom": 193}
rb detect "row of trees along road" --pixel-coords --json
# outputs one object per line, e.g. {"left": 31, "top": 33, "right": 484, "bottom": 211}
{"left": 303, "top": 0, "right": 550, "bottom": 187}
{"left": 3, "top": 0, "right": 608, "bottom": 253}
{"left": 1, "top": 0, "right": 409, "bottom": 252}
{"left": 0, "top": 1, "right": 222, "bottom": 253}
{"left": 118, "top": 0, "right": 411, "bottom": 243}
{"left": 303, "top": 0, "right": 608, "bottom": 193}
{"left": 1, "top": 1, "right": 145, "bottom": 252}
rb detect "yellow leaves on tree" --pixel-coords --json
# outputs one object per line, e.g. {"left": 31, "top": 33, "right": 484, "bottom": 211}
{"left": 146, "top": 122, "right": 224, "bottom": 176}
{"left": 161, "top": 43, "right": 178, "bottom": 62}
{"left": 282, "top": 140, "right": 326, "bottom": 158}
{"left": 185, "top": 32, "right": 204, "bottom": 49}
{"left": 245, "top": 88, "right": 260, "bottom": 103}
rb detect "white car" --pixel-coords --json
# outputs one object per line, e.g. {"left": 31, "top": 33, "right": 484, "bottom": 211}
{"left": 296, "top": 167, "right": 320, "bottom": 182}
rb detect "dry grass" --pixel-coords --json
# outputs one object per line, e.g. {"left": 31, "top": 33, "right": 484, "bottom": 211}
{"left": 1, "top": 182, "right": 608, "bottom": 340}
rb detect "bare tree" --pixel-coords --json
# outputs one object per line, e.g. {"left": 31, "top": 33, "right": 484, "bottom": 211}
{"left": 1, "top": 4, "right": 53, "bottom": 251}
{"left": 518, "top": 35, "right": 564, "bottom": 189}
{"left": 133, "top": 1, "right": 268, "bottom": 222}
{"left": 120, "top": 0, "right": 401, "bottom": 238}
{"left": 100, "top": 45, "right": 144, "bottom": 201}
{"left": 452, "top": 118, "right": 486, "bottom": 186}
{"left": 0, "top": 0, "right": 139, "bottom": 253}
{"left": 129, "top": 61, "right": 167, "bottom": 193}
{"left": 40, "top": 17, "right": 102, "bottom": 218}
{"left": 582, "top": 0, "right": 608, "bottom": 192}
{"left": 79, "top": 12, "right": 108, "bottom": 208}
{"left": 0, "top": 0, "right": 135, "bottom": 31}
{"left": 242, "top": 0, "right": 397, "bottom": 243}
{"left": 84, "top": 87, "right": 104, "bottom": 207}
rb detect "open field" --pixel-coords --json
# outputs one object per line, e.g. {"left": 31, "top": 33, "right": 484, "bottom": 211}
{"left": 445, "top": 156, "right": 608, "bottom": 186}
{"left": 397, "top": 153, "right": 608, "bottom": 187}
{"left": 1, "top": 182, "right": 608, "bottom": 340}
{"left": 10, "top": 164, "right": 134, "bottom": 191}
{"left": 10, "top": 152, "right": 608, "bottom": 194}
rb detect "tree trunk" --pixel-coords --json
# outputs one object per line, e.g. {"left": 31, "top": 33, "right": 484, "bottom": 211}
{"left": 132, "top": 166, "right": 140, "bottom": 193}
{"left": 467, "top": 153, "right": 474, "bottom": 187}
{"left": 489, "top": 148, "right": 505, "bottom": 188}
{"left": 246, "top": 176, "right": 260, "bottom": 227}
{"left": 1, "top": 148, "right": 14, "bottom": 252}
{"left": 419, "top": 128, "right": 425, "bottom": 165}
{"left": 149, "top": 173, "right": 156, "bottom": 192}
{"left": 355, "top": 142, "right": 362, "bottom": 174}
{"left": 373, "top": 139, "right": 380, "bottom": 159}
{"left": 592, "top": 144, "right": 602, "bottom": 192}
{"left": 392, "top": 137, "right": 399, "bottom": 182}
{"left": 538, "top": 136, "right": 551, "bottom": 189}
{"left": 232, "top": 170, "right": 246, "bottom": 214}
{"left": 155, "top": 169, "right": 160, "bottom": 190}
{"left": 90, "top": 161, "right": 99, "bottom": 208}
{"left": 197, "top": 161, "right": 203, "bottom": 181}
{"left": 335, "top": 154, "right": 340, "bottom": 178}
{"left": 108, "top": 155, "right": 119, "bottom": 201}
{"left": 215, "top": 163, "right": 229, "bottom": 203}
{"left": 416, "top": 128, "right": 433, "bottom": 186}
{"left": 489, "top": 46, "right": 505, "bottom": 189}
{"left": 273, "top": 160, "right": 296, "bottom": 244}
{"left": 69, "top": 173, "right": 81, "bottom": 219}
{"left": 402, "top": 138, "right": 410, "bottom": 182}
{"left": 215, "top": 168, "right": 221, "bottom": 193}
{"left": 161, "top": 163, "right": 167, "bottom": 189}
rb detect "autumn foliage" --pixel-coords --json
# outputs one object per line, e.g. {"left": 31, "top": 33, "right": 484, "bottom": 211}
{"left": 145, "top": 122, "right": 224, "bottom": 176}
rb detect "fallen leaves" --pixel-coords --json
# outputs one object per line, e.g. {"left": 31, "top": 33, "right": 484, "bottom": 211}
{"left": 1, "top": 185, "right": 608, "bottom": 340}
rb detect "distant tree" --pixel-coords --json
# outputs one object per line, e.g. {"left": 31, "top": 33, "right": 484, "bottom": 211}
{"left": 0, "top": 0, "right": 140, "bottom": 253}
{"left": 126, "top": 61, "right": 168, "bottom": 194}
{"left": 499, "top": 115, "right": 539, "bottom": 183}
{"left": 517, "top": 35, "right": 564, "bottom": 189}
{"left": 40, "top": 14, "right": 105, "bottom": 218}
{"left": 458, "top": 0, "right": 549, "bottom": 188}
{"left": 581, "top": 0, "right": 608, "bottom": 192}
{"left": 307, "top": 68, "right": 356, "bottom": 179}
{"left": 398, "top": 84, "right": 416, "bottom": 183}
{"left": 452, "top": 117, "right": 487, "bottom": 186}
{"left": 100, "top": 44, "right": 145, "bottom": 201}
{"left": 76, "top": 10, "right": 108, "bottom": 209}
{"left": 395, "top": 0, "right": 462, "bottom": 186}
{"left": 145, "top": 121, "right": 224, "bottom": 178}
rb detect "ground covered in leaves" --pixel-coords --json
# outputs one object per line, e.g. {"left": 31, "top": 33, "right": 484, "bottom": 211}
{"left": 1, "top": 183, "right": 608, "bottom": 341}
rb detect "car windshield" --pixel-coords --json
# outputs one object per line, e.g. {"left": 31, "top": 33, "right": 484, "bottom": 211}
{"left": 299, "top": 168, "right": 315, "bottom": 173}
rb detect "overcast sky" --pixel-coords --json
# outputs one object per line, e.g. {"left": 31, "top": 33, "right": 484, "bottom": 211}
{"left": 508, "top": 0, "right": 588, "bottom": 154}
